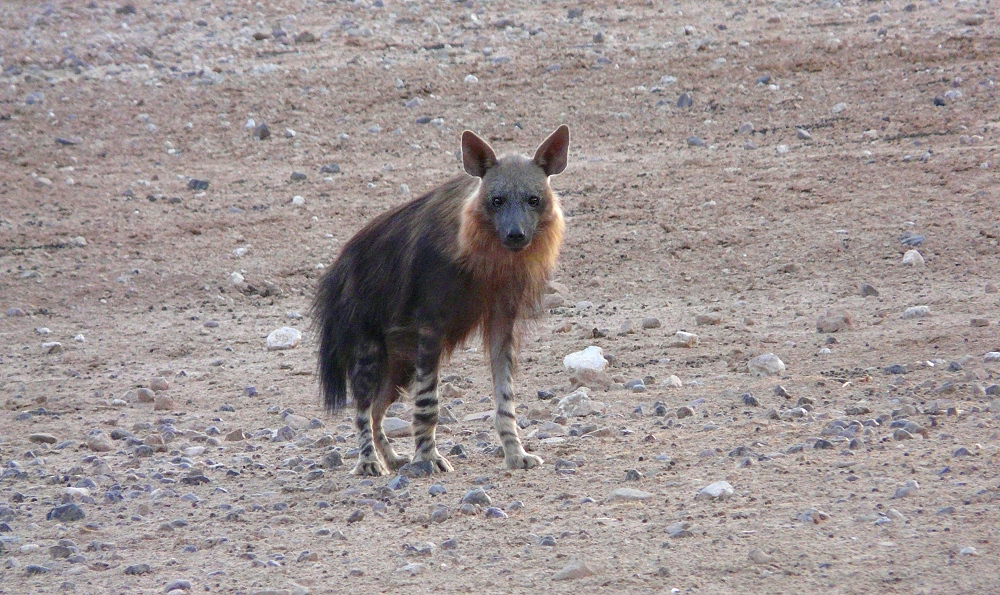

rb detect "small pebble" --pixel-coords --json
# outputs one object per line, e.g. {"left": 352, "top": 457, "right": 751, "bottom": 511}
{"left": 902, "top": 306, "right": 930, "bottom": 319}
{"left": 860, "top": 284, "right": 879, "bottom": 297}
{"left": 902, "top": 249, "right": 924, "bottom": 267}
{"left": 748, "top": 353, "right": 785, "bottom": 377}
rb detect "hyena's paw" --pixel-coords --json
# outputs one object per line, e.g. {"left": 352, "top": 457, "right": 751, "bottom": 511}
{"left": 412, "top": 451, "right": 454, "bottom": 473}
{"left": 383, "top": 452, "right": 412, "bottom": 471}
{"left": 351, "top": 459, "right": 388, "bottom": 477}
{"left": 505, "top": 452, "right": 544, "bottom": 470}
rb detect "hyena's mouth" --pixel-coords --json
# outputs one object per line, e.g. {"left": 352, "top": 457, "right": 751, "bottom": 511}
{"left": 502, "top": 238, "right": 530, "bottom": 252}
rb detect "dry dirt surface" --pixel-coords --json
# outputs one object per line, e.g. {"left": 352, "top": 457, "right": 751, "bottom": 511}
{"left": 2, "top": 0, "right": 1000, "bottom": 593}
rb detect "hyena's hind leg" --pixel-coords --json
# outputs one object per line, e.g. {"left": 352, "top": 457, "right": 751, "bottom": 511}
{"left": 349, "top": 339, "right": 389, "bottom": 476}
{"left": 409, "top": 326, "right": 453, "bottom": 472}
{"left": 370, "top": 358, "right": 414, "bottom": 471}
{"left": 488, "top": 315, "right": 543, "bottom": 470}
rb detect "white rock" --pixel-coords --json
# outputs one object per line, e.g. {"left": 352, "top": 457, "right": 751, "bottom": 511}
{"left": 462, "top": 411, "right": 493, "bottom": 422}
{"left": 64, "top": 487, "right": 90, "bottom": 498}
{"left": 984, "top": 352, "right": 1000, "bottom": 362}
{"left": 42, "top": 341, "right": 63, "bottom": 354}
{"left": 902, "top": 306, "right": 930, "bottom": 319}
{"left": 902, "top": 249, "right": 924, "bottom": 267}
{"left": 183, "top": 446, "right": 206, "bottom": 457}
{"left": 695, "top": 481, "right": 734, "bottom": 501}
{"left": 291, "top": 195, "right": 305, "bottom": 206}
{"left": 552, "top": 560, "right": 596, "bottom": 581}
{"left": 554, "top": 389, "right": 604, "bottom": 417}
{"left": 464, "top": 74, "right": 478, "bottom": 83}
{"left": 229, "top": 271, "right": 245, "bottom": 284}
{"left": 73, "top": 334, "right": 86, "bottom": 343}
{"left": 563, "top": 346, "right": 607, "bottom": 372}
{"left": 603, "top": 488, "right": 654, "bottom": 503}
{"left": 668, "top": 331, "right": 699, "bottom": 348}
{"left": 396, "top": 562, "right": 426, "bottom": 575}
{"left": 748, "top": 549, "right": 774, "bottom": 564}
{"left": 382, "top": 417, "right": 411, "bottom": 438}
{"left": 86, "top": 431, "right": 113, "bottom": 452}
{"left": 748, "top": 353, "right": 785, "bottom": 377}
{"left": 960, "top": 546, "right": 979, "bottom": 556}
{"left": 664, "top": 375, "right": 682, "bottom": 388}
{"left": 266, "top": 327, "right": 302, "bottom": 350}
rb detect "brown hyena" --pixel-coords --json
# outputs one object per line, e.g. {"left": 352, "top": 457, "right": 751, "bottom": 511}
{"left": 313, "top": 126, "right": 569, "bottom": 476}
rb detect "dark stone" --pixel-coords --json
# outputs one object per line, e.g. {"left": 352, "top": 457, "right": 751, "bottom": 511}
{"left": 187, "top": 179, "right": 209, "bottom": 191}
{"left": 47, "top": 504, "right": 85, "bottom": 522}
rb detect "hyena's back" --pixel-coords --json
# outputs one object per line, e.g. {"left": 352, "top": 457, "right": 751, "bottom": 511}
{"left": 312, "top": 175, "right": 484, "bottom": 411}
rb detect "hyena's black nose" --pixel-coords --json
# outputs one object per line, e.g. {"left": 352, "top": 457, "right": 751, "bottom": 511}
{"left": 504, "top": 229, "right": 528, "bottom": 250}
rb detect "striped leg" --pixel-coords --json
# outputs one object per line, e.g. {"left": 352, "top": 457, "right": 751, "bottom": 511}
{"left": 349, "top": 340, "right": 388, "bottom": 476}
{"left": 488, "top": 316, "right": 542, "bottom": 470}
{"left": 371, "top": 359, "right": 413, "bottom": 471}
{"left": 409, "top": 327, "right": 452, "bottom": 472}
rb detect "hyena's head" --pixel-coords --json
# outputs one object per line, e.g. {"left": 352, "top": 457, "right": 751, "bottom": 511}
{"left": 462, "top": 125, "right": 569, "bottom": 252}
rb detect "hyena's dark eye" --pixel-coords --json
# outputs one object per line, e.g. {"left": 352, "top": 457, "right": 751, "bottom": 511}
{"left": 527, "top": 195, "right": 540, "bottom": 207}
{"left": 491, "top": 196, "right": 504, "bottom": 207}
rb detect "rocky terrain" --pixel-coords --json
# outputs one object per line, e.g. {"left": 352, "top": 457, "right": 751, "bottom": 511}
{"left": 1, "top": 0, "right": 999, "bottom": 593}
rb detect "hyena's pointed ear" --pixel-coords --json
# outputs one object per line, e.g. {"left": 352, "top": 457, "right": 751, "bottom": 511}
{"left": 462, "top": 130, "right": 497, "bottom": 178}
{"left": 533, "top": 125, "right": 570, "bottom": 177}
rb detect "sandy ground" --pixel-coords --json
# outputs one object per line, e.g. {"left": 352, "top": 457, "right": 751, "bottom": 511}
{"left": 2, "top": 0, "right": 1000, "bottom": 593}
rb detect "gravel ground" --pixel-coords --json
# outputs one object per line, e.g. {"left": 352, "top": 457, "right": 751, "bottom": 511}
{"left": 1, "top": 0, "right": 999, "bottom": 593}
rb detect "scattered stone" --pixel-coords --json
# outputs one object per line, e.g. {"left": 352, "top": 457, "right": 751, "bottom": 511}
{"left": 42, "top": 342, "right": 63, "bottom": 354}
{"left": 960, "top": 546, "right": 979, "bottom": 556}
{"left": 346, "top": 510, "right": 364, "bottom": 523}
{"left": 665, "top": 522, "right": 694, "bottom": 538}
{"left": 603, "top": 488, "right": 653, "bottom": 503}
{"left": 25, "top": 564, "right": 51, "bottom": 576}
{"left": 748, "top": 549, "right": 774, "bottom": 564}
{"left": 677, "top": 406, "right": 694, "bottom": 419}
{"left": 187, "top": 179, "right": 209, "bottom": 191}
{"left": 484, "top": 507, "right": 508, "bottom": 519}
{"left": 893, "top": 429, "right": 914, "bottom": 441}
{"left": 677, "top": 93, "right": 693, "bottom": 108}
{"left": 892, "top": 480, "right": 920, "bottom": 499}
{"left": 686, "top": 136, "right": 705, "bottom": 147}
{"left": 461, "top": 488, "right": 492, "bottom": 506}
{"left": 125, "top": 563, "right": 152, "bottom": 575}
{"left": 985, "top": 352, "right": 1000, "bottom": 362}
{"left": 748, "top": 353, "right": 785, "bottom": 377}
{"left": 668, "top": 331, "right": 699, "bottom": 348}
{"left": 664, "top": 375, "right": 682, "bottom": 388}
{"left": 741, "top": 393, "right": 760, "bottom": 407}
{"left": 971, "top": 318, "right": 990, "bottom": 327}
{"left": 799, "top": 508, "right": 831, "bottom": 524}
{"left": 253, "top": 122, "right": 271, "bottom": 140}
{"left": 831, "top": 102, "right": 848, "bottom": 114}
{"left": 623, "top": 469, "right": 643, "bottom": 481}
{"left": 29, "top": 433, "right": 58, "bottom": 444}
{"left": 695, "top": 481, "right": 734, "bottom": 502}
{"left": 381, "top": 417, "right": 411, "bottom": 438}
{"left": 555, "top": 389, "right": 603, "bottom": 417}
{"left": 860, "top": 284, "right": 879, "bottom": 297}
{"left": 294, "top": 31, "right": 317, "bottom": 43}
{"left": 153, "top": 395, "right": 175, "bottom": 411}
{"left": 796, "top": 128, "right": 812, "bottom": 140}
{"left": 86, "top": 432, "right": 114, "bottom": 452}
{"left": 150, "top": 377, "right": 169, "bottom": 392}
{"left": 563, "top": 346, "right": 607, "bottom": 372}
{"left": 552, "top": 560, "right": 596, "bottom": 581}
{"left": 430, "top": 504, "right": 451, "bottom": 523}
{"left": 225, "top": 429, "right": 247, "bottom": 442}
{"left": 320, "top": 163, "right": 341, "bottom": 174}
{"left": 696, "top": 313, "right": 721, "bottom": 325}
{"left": 902, "top": 306, "right": 930, "bottom": 319}
{"left": 641, "top": 317, "right": 661, "bottom": 329}
{"left": 568, "top": 368, "right": 613, "bottom": 391}
{"left": 816, "top": 309, "right": 854, "bottom": 333}
{"left": 902, "top": 249, "right": 925, "bottom": 267}
{"left": 47, "top": 504, "right": 85, "bottom": 522}
{"left": 266, "top": 327, "right": 302, "bottom": 350}
{"left": 163, "top": 579, "right": 192, "bottom": 592}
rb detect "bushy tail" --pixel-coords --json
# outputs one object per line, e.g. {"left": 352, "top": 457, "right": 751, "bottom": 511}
{"left": 312, "top": 270, "right": 352, "bottom": 412}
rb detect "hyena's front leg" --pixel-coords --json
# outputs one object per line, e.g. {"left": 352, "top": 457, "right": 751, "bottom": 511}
{"left": 409, "top": 327, "right": 452, "bottom": 472}
{"left": 488, "top": 318, "right": 543, "bottom": 470}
